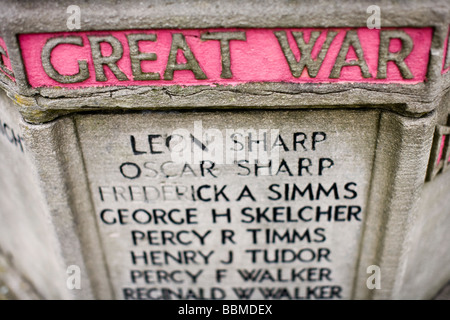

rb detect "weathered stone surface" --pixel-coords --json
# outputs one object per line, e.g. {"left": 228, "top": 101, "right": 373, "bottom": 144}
{"left": 0, "top": 0, "right": 449, "bottom": 300}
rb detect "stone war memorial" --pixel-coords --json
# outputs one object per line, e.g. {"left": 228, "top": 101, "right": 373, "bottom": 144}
{"left": 0, "top": 0, "right": 449, "bottom": 300}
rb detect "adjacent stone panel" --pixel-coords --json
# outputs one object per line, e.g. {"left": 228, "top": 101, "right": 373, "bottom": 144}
{"left": 76, "top": 109, "right": 379, "bottom": 299}
{"left": 0, "top": 89, "right": 64, "bottom": 299}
